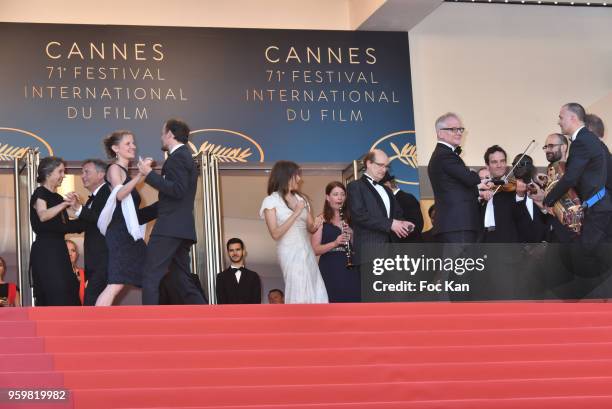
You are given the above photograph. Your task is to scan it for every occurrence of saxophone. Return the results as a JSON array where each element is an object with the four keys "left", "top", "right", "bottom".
[
  {"left": 537, "top": 161, "right": 584, "bottom": 234},
  {"left": 339, "top": 209, "right": 354, "bottom": 269}
]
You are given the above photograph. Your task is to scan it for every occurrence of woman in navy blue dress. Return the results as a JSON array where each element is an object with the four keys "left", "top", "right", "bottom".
[
  {"left": 311, "top": 181, "right": 360, "bottom": 302},
  {"left": 96, "top": 130, "right": 147, "bottom": 306}
]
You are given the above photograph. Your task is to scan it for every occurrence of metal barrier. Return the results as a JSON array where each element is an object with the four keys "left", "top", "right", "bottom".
[
  {"left": 13, "top": 149, "right": 38, "bottom": 306},
  {"left": 193, "top": 151, "right": 224, "bottom": 304}
]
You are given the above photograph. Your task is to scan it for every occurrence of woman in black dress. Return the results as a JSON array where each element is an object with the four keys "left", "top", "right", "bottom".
[
  {"left": 311, "top": 181, "right": 360, "bottom": 302},
  {"left": 30, "top": 157, "right": 83, "bottom": 306},
  {"left": 95, "top": 130, "right": 147, "bottom": 306}
]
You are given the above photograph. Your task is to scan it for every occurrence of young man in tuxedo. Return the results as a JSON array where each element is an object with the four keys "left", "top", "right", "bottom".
[
  {"left": 216, "top": 238, "right": 261, "bottom": 304},
  {"left": 544, "top": 103, "right": 612, "bottom": 251},
  {"left": 71, "top": 159, "right": 111, "bottom": 305},
  {"left": 138, "top": 119, "right": 207, "bottom": 305},
  {"left": 427, "top": 113, "right": 491, "bottom": 243}
]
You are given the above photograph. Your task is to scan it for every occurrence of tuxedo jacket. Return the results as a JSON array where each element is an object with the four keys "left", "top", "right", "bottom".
[
  {"left": 480, "top": 191, "right": 519, "bottom": 243},
  {"left": 513, "top": 197, "right": 547, "bottom": 243},
  {"left": 427, "top": 143, "right": 481, "bottom": 235},
  {"left": 394, "top": 190, "right": 424, "bottom": 243},
  {"left": 216, "top": 267, "right": 261, "bottom": 304},
  {"left": 78, "top": 183, "right": 111, "bottom": 270},
  {"left": 347, "top": 175, "right": 402, "bottom": 265},
  {"left": 599, "top": 139, "right": 612, "bottom": 192},
  {"left": 545, "top": 127, "right": 612, "bottom": 213},
  {"left": 145, "top": 145, "right": 198, "bottom": 242}
]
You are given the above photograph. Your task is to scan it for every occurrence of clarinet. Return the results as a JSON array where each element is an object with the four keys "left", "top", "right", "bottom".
[{"left": 339, "top": 209, "right": 354, "bottom": 269}]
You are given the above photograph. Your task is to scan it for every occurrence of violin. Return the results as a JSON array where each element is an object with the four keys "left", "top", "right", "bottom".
[
  {"left": 491, "top": 176, "right": 517, "bottom": 193},
  {"left": 489, "top": 139, "right": 536, "bottom": 197}
]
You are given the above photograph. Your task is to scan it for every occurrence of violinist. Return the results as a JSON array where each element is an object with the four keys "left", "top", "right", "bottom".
[
  {"left": 544, "top": 103, "right": 612, "bottom": 250},
  {"left": 480, "top": 145, "right": 519, "bottom": 243}
]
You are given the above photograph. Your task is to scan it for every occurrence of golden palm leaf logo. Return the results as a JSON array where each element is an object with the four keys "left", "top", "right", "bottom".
[
  {"left": 370, "top": 130, "right": 419, "bottom": 186},
  {"left": 193, "top": 141, "right": 253, "bottom": 163},
  {"left": 388, "top": 142, "right": 418, "bottom": 168},
  {"left": 188, "top": 129, "right": 265, "bottom": 162},
  {"left": 0, "top": 143, "right": 30, "bottom": 160}
]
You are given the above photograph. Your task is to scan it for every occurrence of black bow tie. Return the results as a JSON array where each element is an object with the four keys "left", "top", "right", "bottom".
[
  {"left": 229, "top": 267, "right": 241, "bottom": 274},
  {"left": 366, "top": 176, "right": 379, "bottom": 186},
  {"left": 454, "top": 146, "right": 462, "bottom": 155}
]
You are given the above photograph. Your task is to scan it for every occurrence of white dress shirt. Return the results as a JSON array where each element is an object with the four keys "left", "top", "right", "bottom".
[
  {"left": 364, "top": 174, "right": 390, "bottom": 217},
  {"left": 570, "top": 126, "right": 584, "bottom": 142},
  {"left": 169, "top": 143, "right": 184, "bottom": 155},
  {"left": 231, "top": 264, "right": 243, "bottom": 283}
]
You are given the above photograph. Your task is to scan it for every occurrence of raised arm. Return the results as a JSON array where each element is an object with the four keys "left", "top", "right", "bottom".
[
  {"left": 143, "top": 155, "right": 190, "bottom": 199},
  {"left": 107, "top": 164, "right": 142, "bottom": 202},
  {"left": 263, "top": 201, "right": 305, "bottom": 241},
  {"left": 34, "top": 197, "right": 70, "bottom": 222}
]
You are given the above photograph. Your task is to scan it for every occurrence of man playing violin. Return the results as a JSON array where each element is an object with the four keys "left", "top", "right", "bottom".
[{"left": 480, "top": 145, "right": 519, "bottom": 243}]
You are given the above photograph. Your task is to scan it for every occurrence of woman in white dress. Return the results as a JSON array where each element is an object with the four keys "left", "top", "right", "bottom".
[{"left": 260, "top": 161, "right": 329, "bottom": 304}]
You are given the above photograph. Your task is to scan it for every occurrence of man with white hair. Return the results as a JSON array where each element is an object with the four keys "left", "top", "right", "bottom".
[{"left": 427, "top": 112, "right": 491, "bottom": 243}]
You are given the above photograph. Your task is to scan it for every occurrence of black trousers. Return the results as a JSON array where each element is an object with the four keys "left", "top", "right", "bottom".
[
  {"left": 435, "top": 230, "right": 478, "bottom": 244},
  {"left": 83, "top": 263, "right": 108, "bottom": 306},
  {"left": 142, "top": 236, "right": 207, "bottom": 305}
]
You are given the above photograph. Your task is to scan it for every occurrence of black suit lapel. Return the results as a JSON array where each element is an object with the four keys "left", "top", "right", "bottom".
[
  {"left": 361, "top": 175, "right": 390, "bottom": 218},
  {"left": 163, "top": 144, "right": 187, "bottom": 176}
]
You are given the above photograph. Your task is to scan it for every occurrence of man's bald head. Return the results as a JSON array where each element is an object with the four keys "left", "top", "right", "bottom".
[{"left": 364, "top": 149, "right": 389, "bottom": 182}]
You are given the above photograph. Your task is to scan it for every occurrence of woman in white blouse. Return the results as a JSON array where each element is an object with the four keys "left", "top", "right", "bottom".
[{"left": 260, "top": 161, "right": 328, "bottom": 304}]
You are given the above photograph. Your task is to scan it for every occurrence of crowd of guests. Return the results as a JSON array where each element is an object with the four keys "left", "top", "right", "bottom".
[
  {"left": 18, "top": 118, "right": 204, "bottom": 307},
  {"left": 427, "top": 105, "right": 610, "bottom": 247},
  {"left": 2, "top": 102, "right": 608, "bottom": 307}
]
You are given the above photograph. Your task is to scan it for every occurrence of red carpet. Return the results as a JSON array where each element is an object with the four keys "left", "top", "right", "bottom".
[{"left": 2, "top": 303, "right": 612, "bottom": 408}]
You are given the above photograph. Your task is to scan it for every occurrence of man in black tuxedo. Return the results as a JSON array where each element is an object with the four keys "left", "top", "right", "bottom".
[
  {"left": 347, "top": 149, "right": 413, "bottom": 265},
  {"left": 544, "top": 103, "right": 612, "bottom": 251},
  {"left": 138, "top": 119, "right": 207, "bottom": 305},
  {"left": 381, "top": 172, "right": 424, "bottom": 242},
  {"left": 216, "top": 238, "right": 261, "bottom": 304},
  {"left": 513, "top": 177, "right": 548, "bottom": 243},
  {"left": 480, "top": 145, "right": 519, "bottom": 243},
  {"left": 427, "top": 113, "right": 491, "bottom": 243},
  {"left": 72, "top": 159, "right": 111, "bottom": 305}
]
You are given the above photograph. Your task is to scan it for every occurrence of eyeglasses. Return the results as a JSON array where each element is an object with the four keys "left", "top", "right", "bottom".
[
  {"left": 373, "top": 161, "right": 389, "bottom": 169},
  {"left": 440, "top": 127, "right": 465, "bottom": 134},
  {"left": 542, "top": 144, "right": 563, "bottom": 150}
]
